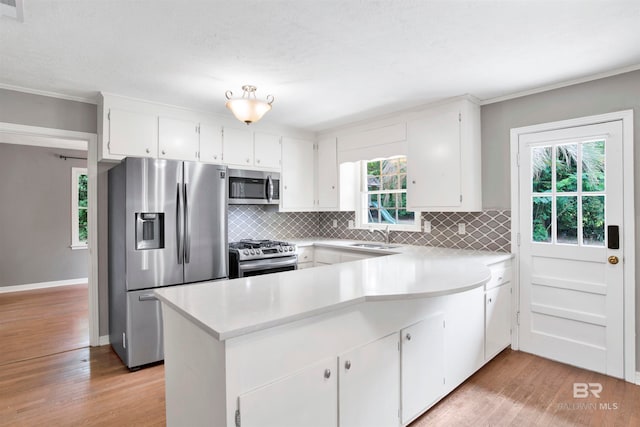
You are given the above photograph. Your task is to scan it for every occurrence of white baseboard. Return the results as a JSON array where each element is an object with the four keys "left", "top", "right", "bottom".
[
  {"left": 0, "top": 277, "right": 88, "bottom": 293},
  {"left": 98, "top": 335, "right": 110, "bottom": 346}
]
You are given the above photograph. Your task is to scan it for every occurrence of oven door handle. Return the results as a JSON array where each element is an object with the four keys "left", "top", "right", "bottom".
[{"left": 239, "top": 257, "right": 298, "bottom": 272}]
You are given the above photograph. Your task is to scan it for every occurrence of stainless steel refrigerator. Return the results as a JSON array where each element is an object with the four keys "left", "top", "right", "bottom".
[{"left": 108, "top": 157, "right": 227, "bottom": 369}]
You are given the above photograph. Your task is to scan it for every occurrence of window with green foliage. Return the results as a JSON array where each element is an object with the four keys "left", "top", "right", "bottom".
[
  {"left": 71, "top": 167, "right": 88, "bottom": 249},
  {"left": 358, "top": 156, "right": 420, "bottom": 230},
  {"left": 531, "top": 140, "right": 605, "bottom": 246}
]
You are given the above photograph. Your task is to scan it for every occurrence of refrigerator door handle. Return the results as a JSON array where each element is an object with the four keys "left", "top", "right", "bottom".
[
  {"left": 138, "top": 293, "right": 158, "bottom": 302},
  {"left": 184, "top": 182, "right": 191, "bottom": 263},
  {"left": 176, "top": 182, "right": 184, "bottom": 264}
]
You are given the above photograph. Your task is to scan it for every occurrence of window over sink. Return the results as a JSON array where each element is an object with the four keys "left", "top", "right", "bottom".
[{"left": 355, "top": 156, "right": 421, "bottom": 231}]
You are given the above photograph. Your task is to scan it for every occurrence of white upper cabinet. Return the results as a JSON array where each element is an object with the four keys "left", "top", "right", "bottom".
[
  {"left": 222, "top": 126, "right": 254, "bottom": 167},
  {"left": 198, "top": 123, "right": 223, "bottom": 164},
  {"left": 281, "top": 137, "right": 315, "bottom": 211},
  {"left": 158, "top": 117, "right": 199, "bottom": 161},
  {"left": 253, "top": 131, "right": 282, "bottom": 169},
  {"left": 107, "top": 108, "right": 158, "bottom": 159},
  {"left": 316, "top": 137, "right": 338, "bottom": 210},
  {"left": 406, "top": 98, "right": 482, "bottom": 211}
]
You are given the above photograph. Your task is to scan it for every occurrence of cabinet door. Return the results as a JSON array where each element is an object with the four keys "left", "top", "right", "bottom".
[
  {"left": 254, "top": 132, "right": 282, "bottom": 169},
  {"left": 223, "top": 126, "right": 253, "bottom": 166},
  {"left": 339, "top": 333, "right": 400, "bottom": 427},
  {"left": 238, "top": 357, "right": 337, "bottom": 427},
  {"left": 401, "top": 312, "right": 445, "bottom": 425},
  {"left": 158, "top": 117, "right": 199, "bottom": 161},
  {"left": 108, "top": 108, "right": 157, "bottom": 158},
  {"left": 485, "top": 283, "right": 511, "bottom": 360},
  {"left": 281, "top": 137, "right": 315, "bottom": 211},
  {"left": 199, "top": 123, "right": 223, "bottom": 163},
  {"left": 317, "top": 137, "right": 338, "bottom": 209},
  {"left": 406, "top": 104, "right": 461, "bottom": 209},
  {"left": 443, "top": 287, "right": 484, "bottom": 390}
]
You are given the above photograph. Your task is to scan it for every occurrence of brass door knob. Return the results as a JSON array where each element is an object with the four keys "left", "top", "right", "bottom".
[{"left": 608, "top": 256, "right": 619, "bottom": 265}]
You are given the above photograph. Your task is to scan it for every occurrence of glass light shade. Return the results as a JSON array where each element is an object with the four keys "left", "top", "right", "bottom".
[{"left": 226, "top": 98, "right": 272, "bottom": 125}]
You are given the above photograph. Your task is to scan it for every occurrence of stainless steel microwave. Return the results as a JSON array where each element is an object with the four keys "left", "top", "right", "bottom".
[{"left": 228, "top": 169, "right": 280, "bottom": 205}]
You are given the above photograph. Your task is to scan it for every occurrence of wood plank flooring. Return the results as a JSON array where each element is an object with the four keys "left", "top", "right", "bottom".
[
  {"left": 0, "top": 284, "right": 89, "bottom": 366},
  {"left": 1, "top": 285, "right": 640, "bottom": 426}
]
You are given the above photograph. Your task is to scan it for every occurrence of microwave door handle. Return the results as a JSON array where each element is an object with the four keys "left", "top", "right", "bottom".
[
  {"left": 176, "top": 183, "right": 184, "bottom": 264},
  {"left": 184, "top": 183, "right": 191, "bottom": 263},
  {"left": 267, "top": 175, "right": 273, "bottom": 203}
]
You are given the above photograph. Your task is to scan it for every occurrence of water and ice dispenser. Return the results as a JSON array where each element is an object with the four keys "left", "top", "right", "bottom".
[{"left": 135, "top": 212, "right": 165, "bottom": 250}]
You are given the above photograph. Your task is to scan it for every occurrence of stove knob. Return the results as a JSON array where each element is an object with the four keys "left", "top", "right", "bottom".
[
  {"left": 250, "top": 249, "right": 255, "bottom": 255},
  {"left": 243, "top": 249, "right": 249, "bottom": 255},
  {"left": 279, "top": 247, "right": 283, "bottom": 252},
  {"left": 289, "top": 246, "right": 294, "bottom": 252}
]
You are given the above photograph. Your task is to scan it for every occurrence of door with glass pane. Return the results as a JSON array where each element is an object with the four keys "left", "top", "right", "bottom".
[{"left": 518, "top": 120, "right": 624, "bottom": 378}]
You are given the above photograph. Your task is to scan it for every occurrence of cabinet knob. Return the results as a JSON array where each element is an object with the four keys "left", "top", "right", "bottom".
[
  {"left": 246, "top": 158, "right": 250, "bottom": 163},
  {"left": 406, "top": 333, "right": 412, "bottom": 341},
  {"left": 345, "top": 360, "right": 351, "bottom": 370},
  {"left": 256, "top": 159, "right": 261, "bottom": 164},
  {"left": 162, "top": 150, "right": 166, "bottom": 155},
  {"left": 412, "top": 180, "right": 416, "bottom": 184},
  {"left": 331, "top": 185, "right": 335, "bottom": 189},
  {"left": 284, "top": 185, "right": 288, "bottom": 190},
  {"left": 488, "top": 298, "right": 493, "bottom": 303},
  {"left": 324, "top": 369, "right": 331, "bottom": 379},
  {"left": 213, "top": 155, "right": 218, "bottom": 159},
  {"left": 146, "top": 148, "right": 150, "bottom": 154}
]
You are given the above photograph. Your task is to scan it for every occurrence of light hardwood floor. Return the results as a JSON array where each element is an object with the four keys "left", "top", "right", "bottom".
[{"left": 1, "top": 285, "right": 639, "bottom": 426}]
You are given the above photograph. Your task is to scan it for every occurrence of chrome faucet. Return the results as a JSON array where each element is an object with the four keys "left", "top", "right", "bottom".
[{"left": 371, "top": 225, "right": 390, "bottom": 244}]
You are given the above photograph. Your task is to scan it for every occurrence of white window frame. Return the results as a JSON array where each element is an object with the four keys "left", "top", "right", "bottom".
[
  {"left": 355, "top": 157, "right": 422, "bottom": 232},
  {"left": 71, "top": 167, "right": 88, "bottom": 250}
]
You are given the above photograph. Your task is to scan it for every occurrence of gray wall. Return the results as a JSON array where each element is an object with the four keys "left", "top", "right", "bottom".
[
  {"left": 481, "top": 69, "right": 640, "bottom": 370},
  {"left": 0, "top": 88, "right": 97, "bottom": 134},
  {"left": 0, "top": 143, "right": 88, "bottom": 286}
]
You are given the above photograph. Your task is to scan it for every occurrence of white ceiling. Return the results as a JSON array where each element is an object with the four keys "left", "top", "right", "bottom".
[{"left": 1, "top": 1, "right": 639, "bottom": 131}]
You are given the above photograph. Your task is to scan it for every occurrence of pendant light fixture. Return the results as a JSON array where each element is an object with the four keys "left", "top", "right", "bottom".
[{"left": 225, "top": 85, "right": 274, "bottom": 125}]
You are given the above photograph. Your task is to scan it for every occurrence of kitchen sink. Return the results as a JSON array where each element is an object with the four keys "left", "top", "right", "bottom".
[{"left": 349, "top": 243, "right": 397, "bottom": 249}]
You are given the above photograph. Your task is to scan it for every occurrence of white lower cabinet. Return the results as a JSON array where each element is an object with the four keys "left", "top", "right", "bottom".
[
  {"left": 485, "top": 283, "right": 511, "bottom": 360},
  {"left": 238, "top": 357, "right": 338, "bottom": 427},
  {"left": 296, "top": 246, "right": 314, "bottom": 269},
  {"left": 339, "top": 333, "right": 400, "bottom": 427},
  {"left": 401, "top": 312, "right": 445, "bottom": 425}
]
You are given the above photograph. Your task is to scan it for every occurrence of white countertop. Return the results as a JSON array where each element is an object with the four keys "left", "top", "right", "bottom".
[{"left": 154, "top": 240, "right": 512, "bottom": 341}]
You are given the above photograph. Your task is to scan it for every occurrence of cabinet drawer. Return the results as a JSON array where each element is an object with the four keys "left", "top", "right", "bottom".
[
  {"left": 297, "top": 246, "right": 314, "bottom": 264},
  {"left": 485, "top": 262, "right": 512, "bottom": 290}
]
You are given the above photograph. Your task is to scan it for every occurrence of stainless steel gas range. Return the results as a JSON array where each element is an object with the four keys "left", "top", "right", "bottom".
[{"left": 229, "top": 239, "right": 298, "bottom": 278}]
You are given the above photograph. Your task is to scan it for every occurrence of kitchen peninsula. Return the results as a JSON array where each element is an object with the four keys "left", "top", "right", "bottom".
[{"left": 154, "top": 242, "right": 512, "bottom": 427}]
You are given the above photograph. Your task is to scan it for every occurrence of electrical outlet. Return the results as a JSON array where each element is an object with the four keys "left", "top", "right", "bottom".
[
  {"left": 423, "top": 220, "right": 431, "bottom": 234},
  {"left": 332, "top": 219, "right": 338, "bottom": 228},
  {"left": 457, "top": 223, "right": 466, "bottom": 235},
  {"left": 348, "top": 220, "right": 354, "bottom": 229}
]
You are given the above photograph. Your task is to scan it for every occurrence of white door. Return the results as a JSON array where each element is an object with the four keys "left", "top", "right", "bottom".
[
  {"left": 518, "top": 120, "right": 624, "bottom": 378},
  {"left": 317, "top": 136, "right": 339, "bottom": 209},
  {"left": 280, "top": 137, "right": 315, "bottom": 211},
  {"left": 198, "top": 123, "right": 223, "bottom": 163},
  {"left": 108, "top": 108, "right": 157, "bottom": 158}
]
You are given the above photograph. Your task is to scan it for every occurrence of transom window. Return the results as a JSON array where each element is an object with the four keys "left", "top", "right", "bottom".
[{"left": 357, "top": 156, "right": 421, "bottom": 231}]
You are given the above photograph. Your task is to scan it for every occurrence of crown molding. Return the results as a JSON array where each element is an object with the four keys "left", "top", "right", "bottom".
[
  {"left": 0, "top": 82, "right": 97, "bottom": 104},
  {"left": 480, "top": 64, "right": 640, "bottom": 105}
]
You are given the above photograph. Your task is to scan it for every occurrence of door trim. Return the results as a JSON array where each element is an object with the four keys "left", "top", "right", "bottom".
[
  {"left": 510, "top": 110, "right": 635, "bottom": 382},
  {"left": 0, "top": 121, "right": 99, "bottom": 347}
]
